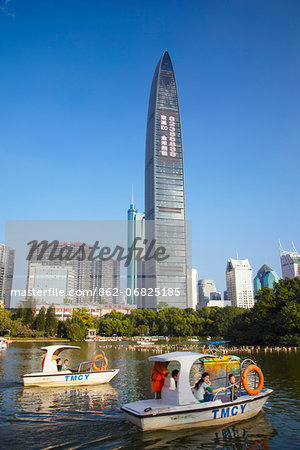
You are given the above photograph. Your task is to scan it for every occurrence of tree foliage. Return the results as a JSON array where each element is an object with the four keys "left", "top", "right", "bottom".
[
  {"left": 45, "top": 306, "right": 58, "bottom": 336},
  {"left": 34, "top": 307, "right": 46, "bottom": 332},
  {"left": 66, "top": 323, "right": 85, "bottom": 341},
  {"left": 1, "top": 279, "right": 299, "bottom": 344},
  {"left": 96, "top": 279, "right": 300, "bottom": 346}
]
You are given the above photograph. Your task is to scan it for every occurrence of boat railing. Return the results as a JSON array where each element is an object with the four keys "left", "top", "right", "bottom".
[
  {"left": 213, "top": 383, "right": 235, "bottom": 401},
  {"left": 210, "top": 369, "right": 245, "bottom": 401},
  {"left": 77, "top": 360, "right": 94, "bottom": 372},
  {"left": 239, "top": 358, "right": 258, "bottom": 394},
  {"left": 240, "top": 358, "right": 256, "bottom": 370}
]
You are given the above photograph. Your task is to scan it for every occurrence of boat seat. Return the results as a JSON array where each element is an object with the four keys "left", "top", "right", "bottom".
[{"left": 161, "top": 377, "right": 178, "bottom": 405}]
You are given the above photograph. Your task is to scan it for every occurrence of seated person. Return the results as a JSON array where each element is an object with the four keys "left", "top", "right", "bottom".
[
  {"left": 228, "top": 373, "right": 240, "bottom": 401},
  {"left": 194, "top": 372, "right": 226, "bottom": 402},
  {"left": 172, "top": 369, "right": 179, "bottom": 388},
  {"left": 62, "top": 359, "right": 69, "bottom": 371}
]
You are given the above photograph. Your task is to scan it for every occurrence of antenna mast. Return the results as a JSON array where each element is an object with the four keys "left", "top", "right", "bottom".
[{"left": 278, "top": 239, "right": 285, "bottom": 255}]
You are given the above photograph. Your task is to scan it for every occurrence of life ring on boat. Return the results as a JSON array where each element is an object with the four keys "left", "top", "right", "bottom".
[
  {"left": 92, "top": 354, "right": 108, "bottom": 371},
  {"left": 150, "top": 362, "right": 169, "bottom": 393},
  {"left": 204, "top": 348, "right": 213, "bottom": 355},
  {"left": 242, "top": 364, "right": 264, "bottom": 395}
]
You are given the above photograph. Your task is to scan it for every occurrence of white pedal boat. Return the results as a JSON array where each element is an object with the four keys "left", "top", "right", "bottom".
[
  {"left": 0, "top": 338, "right": 8, "bottom": 349},
  {"left": 121, "top": 351, "right": 273, "bottom": 431},
  {"left": 23, "top": 345, "right": 119, "bottom": 387}
]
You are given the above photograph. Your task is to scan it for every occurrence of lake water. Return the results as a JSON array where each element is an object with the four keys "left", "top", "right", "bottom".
[{"left": 0, "top": 342, "right": 299, "bottom": 449}]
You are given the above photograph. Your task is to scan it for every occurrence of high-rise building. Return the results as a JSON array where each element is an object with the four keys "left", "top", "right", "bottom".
[
  {"left": 145, "top": 50, "right": 187, "bottom": 309},
  {"left": 27, "top": 263, "right": 75, "bottom": 303},
  {"left": 187, "top": 268, "right": 198, "bottom": 310},
  {"left": 198, "top": 280, "right": 217, "bottom": 305},
  {"left": 127, "top": 201, "right": 145, "bottom": 306},
  {"left": 197, "top": 279, "right": 223, "bottom": 308},
  {"left": 253, "top": 264, "right": 280, "bottom": 296},
  {"left": 27, "top": 242, "right": 92, "bottom": 304},
  {"left": 27, "top": 242, "right": 120, "bottom": 305},
  {"left": 93, "top": 259, "right": 120, "bottom": 305},
  {"left": 279, "top": 242, "right": 300, "bottom": 279},
  {"left": 226, "top": 258, "right": 254, "bottom": 308},
  {"left": 0, "top": 244, "right": 15, "bottom": 308}
]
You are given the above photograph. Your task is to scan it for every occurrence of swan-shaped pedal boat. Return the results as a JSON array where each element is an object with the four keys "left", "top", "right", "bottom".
[{"left": 23, "top": 345, "right": 119, "bottom": 387}]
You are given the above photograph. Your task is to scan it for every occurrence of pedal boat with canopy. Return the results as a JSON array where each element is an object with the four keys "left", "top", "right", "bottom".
[
  {"left": 121, "top": 351, "right": 273, "bottom": 431},
  {"left": 23, "top": 345, "right": 119, "bottom": 387}
]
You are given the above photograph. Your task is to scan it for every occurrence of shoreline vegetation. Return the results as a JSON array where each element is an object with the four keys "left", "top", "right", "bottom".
[
  {"left": 1, "top": 278, "right": 299, "bottom": 347},
  {"left": 8, "top": 339, "right": 298, "bottom": 353}
]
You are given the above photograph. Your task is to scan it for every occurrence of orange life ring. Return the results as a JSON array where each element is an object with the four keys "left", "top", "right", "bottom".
[
  {"left": 204, "top": 348, "right": 213, "bottom": 355},
  {"left": 92, "top": 354, "right": 108, "bottom": 371},
  {"left": 150, "top": 362, "right": 169, "bottom": 393},
  {"left": 242, "top": 364, "right": 264, "bottom": 395}
]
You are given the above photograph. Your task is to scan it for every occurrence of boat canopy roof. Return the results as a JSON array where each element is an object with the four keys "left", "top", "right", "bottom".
[
  {"left": 149, "top": 351, "right": 218, "bottom": 363},
  {"left": 206, "top": 340, "right": 230, "bottom": 346},
  {"left": 41, "top": 345, "right": 80, "bottom": 353},
  {"left": 41, "top": 345, "right": 80, "bottom": 373}
]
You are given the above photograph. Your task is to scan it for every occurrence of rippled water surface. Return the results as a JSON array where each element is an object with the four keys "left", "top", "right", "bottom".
[{"left": 0, "top": 342, "right": 299, "bottom": 449}]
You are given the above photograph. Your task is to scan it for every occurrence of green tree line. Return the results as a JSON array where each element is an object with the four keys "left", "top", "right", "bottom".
[{"left": 0, "top": 279, "right": 299, "bottom": 346}]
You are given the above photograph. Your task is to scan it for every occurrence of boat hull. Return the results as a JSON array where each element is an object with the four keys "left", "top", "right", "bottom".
[
  {"left": 203, "top": 355, "right": 240, "bottom": 365},
  {"left": 121, "top": 390, "right": 273, "bottom": 431},
  {"left": 23, "top": 369, "right": 119, "bottom": 387}
]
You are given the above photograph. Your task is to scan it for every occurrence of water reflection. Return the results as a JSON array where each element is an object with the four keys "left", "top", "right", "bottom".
[
  {"left": 134, "top": 413, "right": 276, "bottom": 449},
  {"left": 18, "top": 384, "right": 119, "bottom": 413}
]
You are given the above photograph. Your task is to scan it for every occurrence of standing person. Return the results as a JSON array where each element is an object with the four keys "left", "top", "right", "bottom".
[
  {"left": 228, "top": 373, "right": 240, "bottom": 401},
  {"left": 194, "top": 372, "right": 226, "bottom": 402}
]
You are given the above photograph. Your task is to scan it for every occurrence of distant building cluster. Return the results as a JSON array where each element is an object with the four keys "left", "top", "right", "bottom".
[
  {"left": 34, "top": 304, "right": 136, "bottom": 321},
  {"left": 25, "top": 242, "right": 120, "bottom": 306},
  {"left": 197, "top": 279, "right": 230, "bottom": 309}
]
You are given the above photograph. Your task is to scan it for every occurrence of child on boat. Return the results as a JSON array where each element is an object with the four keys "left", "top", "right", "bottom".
[
  {"left": 228, "top": 373, "right": 240, "bottom": 401},
  {"left": 194, "top": 372, "right": 226, "bottom": 402},
  {"left": 62, "top": 359, "right": 69, "bottom": 371}
]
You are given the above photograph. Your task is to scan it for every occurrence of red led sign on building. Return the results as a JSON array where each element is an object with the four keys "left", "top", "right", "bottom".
[{"left": 160, "top": 115, "right": 176, "bottom": 157}]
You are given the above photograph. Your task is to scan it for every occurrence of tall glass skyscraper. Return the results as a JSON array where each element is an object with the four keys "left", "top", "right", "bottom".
[
  {"left": 145, "top": 50, "right": 187, "bottom": 309},
  {"left": 253, "top": 264, "right": 280, "bottom": 297},
  {"left": 127, "top": 201, "right": 145, "bottom": 306}
]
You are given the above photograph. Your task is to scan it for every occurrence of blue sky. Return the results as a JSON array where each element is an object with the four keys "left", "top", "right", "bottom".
[{"left": 1, "top": 0, "right": 299, "bottom": 294}]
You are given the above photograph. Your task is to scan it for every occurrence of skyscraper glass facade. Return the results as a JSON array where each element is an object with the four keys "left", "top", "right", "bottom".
[
  {"left": 145, "top": 51, "right": 187, "bottom": 309},
  {"left": 127, "top": 202, "right": 145, "bottom": 306},
  {"left": 253, "top": 264, "right": 280, "bottom": 297}
]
